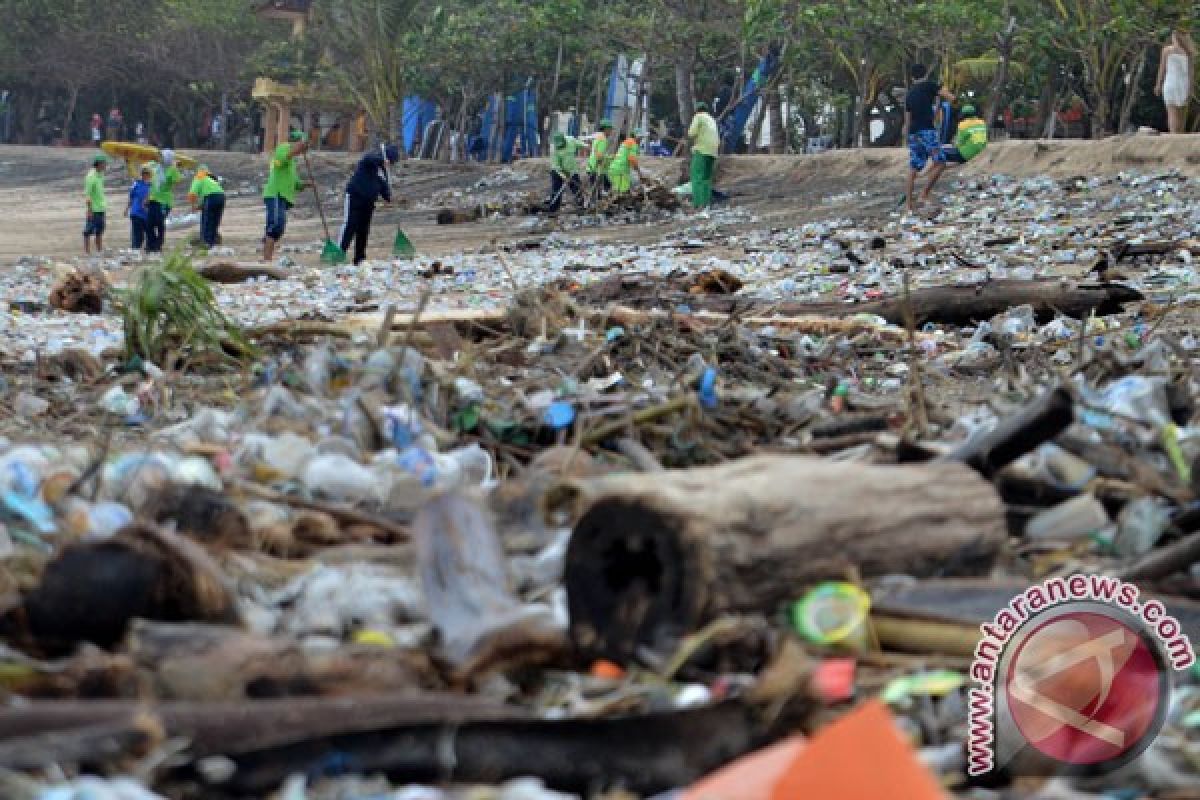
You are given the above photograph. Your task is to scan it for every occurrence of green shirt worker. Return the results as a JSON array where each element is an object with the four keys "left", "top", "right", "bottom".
[
  {"left": 548, "top": 132, "right": 586, "bottom": 211},
  {"left": 687, "top": 102, "right": 719, "bottom": 208},
  {"left": 83, "top": 154, "right": 108, "bottom": 255},
  {"left": 942, "top": 105, "right": 989, "bottom": 165},
  {"left": 586, "top": 119, "right": 615, "bottom": 196},
  {"left": 262, "top": 130, "right": 309, "bottom": 262},
  {"left": 145, "top": 149, "right": 182, "bottom": 253},
  {"left": 188, "top": 167, "right": 226, "bottom": 249},
  {"left": 607, "top": 131, "right": 646, "bottom": 195}
]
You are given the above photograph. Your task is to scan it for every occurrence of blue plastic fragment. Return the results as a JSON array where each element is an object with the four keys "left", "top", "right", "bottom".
[
  {"left": 544, "top": 401, "right": 576, "bottom": 429},
  {"left": 3, "top": 491, "right": 56, "bottom": 534},
  {"left": 698, "top": 367, "right": 718, "bottom": 409}
]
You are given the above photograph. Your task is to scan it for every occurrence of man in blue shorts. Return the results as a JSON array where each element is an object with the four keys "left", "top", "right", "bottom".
[{"left": 904, "top": 64, "right": 955, "bottom": 214}]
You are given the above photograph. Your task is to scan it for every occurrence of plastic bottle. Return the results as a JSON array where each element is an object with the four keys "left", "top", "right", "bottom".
[
  {"left": 1114, "top": 497, "right": 1171, "bottom": 557},
  {"left": 1024, "top": 494, "right": 1111, "bottom": 541},
  {"left": 302, "top": 454, "right": 381, "bottom": 504},
  {"left": 261, "top": 432, "right": 316, "bottom": 479},
  {"left": 415, "top": 492, "right": 558, "bottom": 665},
  {"left": 432, "top": 443, "right": 495, "bottom": 489}
]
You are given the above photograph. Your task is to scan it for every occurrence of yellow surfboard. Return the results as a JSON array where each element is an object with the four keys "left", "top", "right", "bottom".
[{"left": 100, "top": 141, "right": 199, "bottom": 175}]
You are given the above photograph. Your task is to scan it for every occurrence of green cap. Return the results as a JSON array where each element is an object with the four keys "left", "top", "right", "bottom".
[
  {"left": 289, "top": 130, "right": 305, "bottom": 142},
  {"left": 961, "top": 104, "right": 977, "bottom": 116},
  {"left": 695, "top": 101, "right": 709, "bottom": 112},
  {"left": 598, "top": 119, "right": 613, "bottom": 130},
  {"left": 553, "top": 132, "right": 566, "bottom": 147},
  {"left": 92, "top": 153, "right": 109, "bottom": 164}
]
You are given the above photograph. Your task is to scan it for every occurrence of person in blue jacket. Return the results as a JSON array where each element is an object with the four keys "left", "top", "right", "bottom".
[
  {"left": 339, "top": 144, "right": 398, "bottom": 265},
  {"left": 124, "top": 165, "right": 152, "bottom": 250}
]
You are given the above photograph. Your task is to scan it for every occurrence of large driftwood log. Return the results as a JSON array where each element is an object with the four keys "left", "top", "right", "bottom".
[
  {"left": 584, "top": 276, "right": 1142, "bottom": 326},
  {"left": 779, "top": 280, "right": 1143, "bottom": 326},
  {"left": 0, "top": 668, "right": 811, "bottom": 797},
  {"left": 0, "top": 714, "right": 161, "bottom": 770},
  {"left": 551, "top": 455, "right": 1006, "bottom": 660}
]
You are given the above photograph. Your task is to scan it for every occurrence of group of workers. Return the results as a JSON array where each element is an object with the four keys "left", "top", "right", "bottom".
[
  {"left": 546, "top": 100, "right": 721, "bottom": 212},
  {"left": 84, "top": 130, "right": 397, "bottom": 265},
  {"left": 83, "top": 149, "right": 226, "bottom": 256},
  {"left": 85, "top": 100, "right": 730, "bottom": 261},
  {"left": 259, "top": 130, "right": 399, "bottom": 265}
]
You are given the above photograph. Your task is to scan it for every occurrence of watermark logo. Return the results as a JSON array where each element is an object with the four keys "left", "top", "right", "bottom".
[{"left": 967, "top": 574, "right": 1194, "bottom": 777}]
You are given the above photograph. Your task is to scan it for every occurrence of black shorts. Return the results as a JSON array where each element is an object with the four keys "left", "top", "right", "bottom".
[{"left": 83, "top": 212, "right": 106, "bottom": 236}]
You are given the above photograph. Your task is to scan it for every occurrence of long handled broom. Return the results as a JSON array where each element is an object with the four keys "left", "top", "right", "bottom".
[
  {"left": 386, "top": 145, "right": 416, "bottom": 258},
  {"left": 302, "top": 152, "right": 347, "bottom": 265}
]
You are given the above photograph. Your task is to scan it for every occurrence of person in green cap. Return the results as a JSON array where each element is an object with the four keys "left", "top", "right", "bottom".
[
  {"left": 263, "top": 129, "right": 309, "bottom": 263},
  {"left": 607, "top": 129, "right": 646, "bottom": 195},
  {"left": 941, "top": 103, "right": 988, "bottom": 165},
  {"left": 83, "top": 154, "right": 108, "bottom": 255},
  {"left": 145, "top": 149, "right": 182, "bottom": 253},
  {"left": 585, "top": 119, "right": 614, "bottom": 200},
  {"left": 547, "top": 131, "right": 585, "bottom": 211},
  {"left": 687, "top": 102, "right": 719, "bottom": 209},
  {"left": 188, "top": 166, "right": 226, "bottom": 248}
]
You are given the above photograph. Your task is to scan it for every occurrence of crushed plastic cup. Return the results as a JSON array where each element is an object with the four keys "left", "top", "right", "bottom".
[
  {"left": 791, "top": 582, "right": 872, "bottom": 652},
  {"left": 1024, "top": 493, "right": 1111, "bottom": 541}
]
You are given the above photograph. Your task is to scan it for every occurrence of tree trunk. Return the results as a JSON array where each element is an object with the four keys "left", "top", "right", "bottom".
[
  {"left": 984, "top": 15, "right": 1018, "bottom": 127},
  {"left": 1118, "top": 47, "right": 1149, "bottom": 134},
  {"left": 594, "top": 61, "right": 608, "bottom": 128},
  {"left": 767, "top": 85, "right": 786, "bottom": 153},
  {"left": 748, "top": 97, "right": 766, "bottom": 152},
  {"left": 674, "top": 56, "right": 696, "bottom": 132},
  {"left": 543, "top": 36, "right": 564, "bottom": 155},
  {"left": 17, "top": 88, "right": 40, "bottom": 145},
  {"left": 851, "top": 62, "right": 872, "bottom": 147},
  {"left": 1038, "top": 78, "right": 1059, "bottom": 138},
  {"left": 62, "top": 83, "right": 80, "bottom": 145},
  {"left": 555, "top": 455, "right": 1006, "bottom": 660}
]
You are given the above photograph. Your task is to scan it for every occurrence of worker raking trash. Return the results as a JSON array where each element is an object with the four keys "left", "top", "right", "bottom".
[
  {"left": 586, "top": 119, "right": 615, "bottom": 204},
  {"left": 338, "top": 144, "right": 398, "bottom": 266},
  {"left": 608, "top": 129, "right": 646, "bottom": 196},
  {"left": 187, "top": 166, "right": 226, "bottom": 249},
  {"left": 262, "top": 129, "right": 309, "bottom": 263},
  {"left": 547, "top": 132, "right": 586, "bottom": 211}
]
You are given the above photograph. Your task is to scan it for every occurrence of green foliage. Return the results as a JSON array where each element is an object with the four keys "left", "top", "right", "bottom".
[{"left": 115, "top": 250, "right": 256, "bottom": 367}]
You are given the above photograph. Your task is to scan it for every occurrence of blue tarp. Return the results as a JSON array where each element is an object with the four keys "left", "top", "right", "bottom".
[
  {"left": 500, "top": 86, "right": 538, "bottom": 162},
  {"left": 401, "top": 96, "right": 438, "bottom": 155},
  {"left": 719, "top": 48, "right": 778, "bottom": 154}
]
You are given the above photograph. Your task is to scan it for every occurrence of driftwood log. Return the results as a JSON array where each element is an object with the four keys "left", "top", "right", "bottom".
[
  {"left": 778, "top": 280, "right": 1143, "bottom": 325},
  {"left": 127, "top": 621, "right": 439, "bottom": 700},
  {"left": 550, "top": 455, "right": 1006, "bottom": 660},
  {"left": 0, "top": 714, "right": 161, "bottom": 771},
  {"left": 580, "top": 276, "right": 1142, "bottom": 326},
  {"left": 199, "top": 261, "right": 289, "bottom": 283},
  {"left": 0, "top": 640, "right": 812, "bottom": 797}
]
